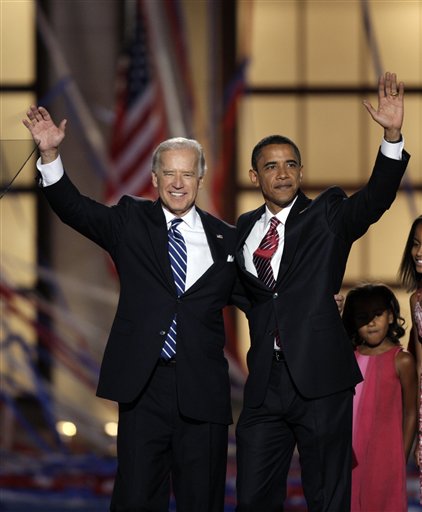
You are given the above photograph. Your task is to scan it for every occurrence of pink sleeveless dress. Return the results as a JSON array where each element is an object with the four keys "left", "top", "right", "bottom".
[
  {"left": 414, "top": 290, "right": 422, "bottom": 505},
  {"left": 351, "top": 346, "right": 407, "bottom": 512}
]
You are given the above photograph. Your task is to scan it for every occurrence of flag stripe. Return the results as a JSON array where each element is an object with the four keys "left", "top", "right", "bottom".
[{"left": 106, "top": 1, "right": 168, "bottom": 204}]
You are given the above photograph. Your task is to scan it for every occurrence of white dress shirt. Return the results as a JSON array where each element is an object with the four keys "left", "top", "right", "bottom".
[
  {"left": 243, "top": 198, "right": 296, "bottom": 280},
  {"left": 162, "top": 207, "right": 213, "bottom": 290}
]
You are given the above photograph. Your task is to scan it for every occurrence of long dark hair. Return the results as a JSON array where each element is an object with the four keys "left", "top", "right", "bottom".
[
  {"left": 342, "top": 283, "right": 405, "bottom": 347},
  {"left": 398, "top": 215, "right": 422, "bottom": 292}
]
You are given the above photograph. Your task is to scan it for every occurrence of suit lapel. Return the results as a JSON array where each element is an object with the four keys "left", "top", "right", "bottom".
[
  {"left": 236, "top": 195, "right": 311, "bottom": 287},
  {"left": 183, "top": 208, "right": 228, "bottom": 294},
  {"left": 145, "top": 200, "right": 175, "bottom": 290},
  {"left": 198, "top": 209, "right": 226, "bottom": 261},
  {"left": 145, "top": 204, "right": 230, "bottom": 296},
  {"left": 277, "top": 191, "right": 311, "bottom": 284},
  {"left": 236, "top": 205, "right": 266, "bottom": 270}
]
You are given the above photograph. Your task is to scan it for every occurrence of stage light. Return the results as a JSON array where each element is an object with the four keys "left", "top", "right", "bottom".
[
  {"left": 104, "top": 421, "right": 118, "bottom": 437},
  {"left": 56, "top": 420, "right": 77, "bottom": 437}
]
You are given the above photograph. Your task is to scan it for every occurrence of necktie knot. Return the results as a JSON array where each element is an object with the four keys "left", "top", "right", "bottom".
[
  {"left": 253, "top": 217, "right": 280, "bottom": 260},
  {"left": 270, "top": 216, "right": 280, "bottom": 229},
  {"left": 171, "top": 217, "right": 183, "bottom": 229}
]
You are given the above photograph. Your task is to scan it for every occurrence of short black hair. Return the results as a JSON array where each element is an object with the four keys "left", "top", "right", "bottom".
[{"left": 251, "top": 135, "right": 302, "bottom": 171}]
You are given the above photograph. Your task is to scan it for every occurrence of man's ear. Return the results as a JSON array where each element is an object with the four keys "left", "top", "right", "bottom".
[
  {"left": 152, "top": 172, "right": 158, "bottom": 188},
  {"left": 198, "top": 176, "right": 204, "bottom": 189},
  {"left": 249, "top": 168, "right": 259, "bottom": 187}
]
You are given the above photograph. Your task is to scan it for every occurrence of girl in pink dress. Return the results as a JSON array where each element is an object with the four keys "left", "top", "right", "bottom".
[
  {"left": 399, "top": 215, "right": 422, "bottom": 504},
  {"left": 342, "top": 283, "right": 417, "bottom": 512}
]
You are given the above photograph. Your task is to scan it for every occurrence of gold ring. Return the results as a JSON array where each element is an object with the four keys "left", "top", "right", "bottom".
[{"left": 390, "top": 91, "right": 398, "bottom": 97}]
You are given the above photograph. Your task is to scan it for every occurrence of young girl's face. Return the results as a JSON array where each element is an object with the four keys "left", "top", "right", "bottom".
[
  {"left": 354, "top": 296, "right": 393, "bottom": 346},
  {"left": 412, "top": 223, "right": 422, "bottom": 274}
]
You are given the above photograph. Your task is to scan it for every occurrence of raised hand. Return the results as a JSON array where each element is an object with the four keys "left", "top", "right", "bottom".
[
  {"left": 22, "top": 105, "right": 67, "bottom": 163},
  {"left": 362, "top": 72, "right": 404, "bottom": 142}
]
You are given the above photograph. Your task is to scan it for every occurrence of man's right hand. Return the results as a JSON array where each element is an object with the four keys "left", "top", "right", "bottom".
[
  {"left": 22, "top": 105, "right": 67, "bottom": 164},
  {"left": 362, "top": 71, "right": 404, "bottom": 143}
]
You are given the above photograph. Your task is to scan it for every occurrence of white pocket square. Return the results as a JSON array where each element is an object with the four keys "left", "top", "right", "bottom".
[{"left": 227, "top": 255, "right": 234, "bottom": 262}]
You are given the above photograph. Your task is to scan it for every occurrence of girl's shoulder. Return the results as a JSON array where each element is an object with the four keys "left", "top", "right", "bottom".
[
  {"left": 394, "top": 348, "right": 416, "bottom": 376},
  {"left": 395, "top": 347, "right": 412, "bottom": 360}
]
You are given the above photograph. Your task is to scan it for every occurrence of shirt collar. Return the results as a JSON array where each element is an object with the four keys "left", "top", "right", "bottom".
[
  {"left": 162, "top": 205, "right": 198, "bottom": 230},
  {"left": 264, "top": 195, "right": 298, "bottom": 227}
]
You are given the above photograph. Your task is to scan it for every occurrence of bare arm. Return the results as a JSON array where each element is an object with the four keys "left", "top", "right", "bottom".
[
  {"left": 396, "top": 350, "right": 418, "bottom": 461},
  {"left": 363, "top": 71, "right": 404, "bottom": 143},
  {"left": 22, "top": 105, "right": 67, "bottom": 164},
  {"left": 410, "top": 292, "right": 422, "bottom": 377},
  {"left": 409, "top": 292, "right": 422, "bottom": 466}
]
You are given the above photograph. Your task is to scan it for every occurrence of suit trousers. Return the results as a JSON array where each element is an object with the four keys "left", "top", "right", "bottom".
[
  {"left": 236, "top": 358, "right": 353, "bottom": 512},
  {"left": 110, "top": 363, "right": 228, "bottom": 512}
]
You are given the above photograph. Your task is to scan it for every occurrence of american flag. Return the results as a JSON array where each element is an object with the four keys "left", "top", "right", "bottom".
[
  {"left": 107, "top": 1, "right": 168, "bottom": 204},
  {"left": 212, "top": 59, "right": 248, "bottom": 218}
]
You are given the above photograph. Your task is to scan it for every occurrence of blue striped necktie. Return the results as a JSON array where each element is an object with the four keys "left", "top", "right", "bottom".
[{"left": 161, "top": 218, "right": 187, "bottom": 360}]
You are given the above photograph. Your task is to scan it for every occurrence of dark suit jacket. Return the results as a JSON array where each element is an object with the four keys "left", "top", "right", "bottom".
[
  {"left": 236, "top": 149, "right": 410, "bottom": 407},
  {"left": 42, "top": 173, "right": 240, "bottom": 425}
]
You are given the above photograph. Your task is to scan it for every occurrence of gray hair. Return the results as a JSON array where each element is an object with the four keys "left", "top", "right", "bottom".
[{"left": 152, "top": 137, "right": 207, "bottom": 177}]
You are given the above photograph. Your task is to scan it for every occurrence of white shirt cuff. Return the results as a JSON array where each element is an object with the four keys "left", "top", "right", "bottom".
[
  {"left": 380, "top": 137, "right": 404, "bottom": 161},
  {"left": 36, "top": 155, "right": 64, "bottom": 186}
]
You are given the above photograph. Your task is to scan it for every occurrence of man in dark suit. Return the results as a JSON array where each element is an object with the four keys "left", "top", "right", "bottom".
[
  {"left": 23, "top": 106, "right": 246, "bottom": 511},
  {"left": 234, "top": 71, "right": 410, "bottom": 511}
]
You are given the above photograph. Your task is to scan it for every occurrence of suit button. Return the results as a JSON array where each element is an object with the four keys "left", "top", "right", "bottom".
[
  {"left": 273, "top": 292, "right": 278, "bottom": 299},
  {"left": 159, "top": 330, "right": 166, "bottom": 336}
]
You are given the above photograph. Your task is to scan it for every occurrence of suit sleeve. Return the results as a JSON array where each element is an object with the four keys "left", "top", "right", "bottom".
[
  {"left": 229, "top": 276, "right": 251, "bottom": 313},
  {"left": 327, "top": 149, "right": 410, "bottom": 243},
  {"left": 41, "top": 172, "right": 129, "bottom": 253}
]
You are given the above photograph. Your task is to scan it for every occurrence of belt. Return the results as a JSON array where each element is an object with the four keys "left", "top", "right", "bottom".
[
  {"left": 157, "top": 358, "right": 176, "bottom": 366},
  {"left": 273, "top": 350, "right": 285, "bottom": 362}
]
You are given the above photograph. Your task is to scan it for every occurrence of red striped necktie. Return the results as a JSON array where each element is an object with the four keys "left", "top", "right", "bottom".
[
  {"left": 253, "top": 217, "right": 282, "bottom": 348},
  {"left": 253, "top": 217, "right": 280, "bottom": 289}
]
